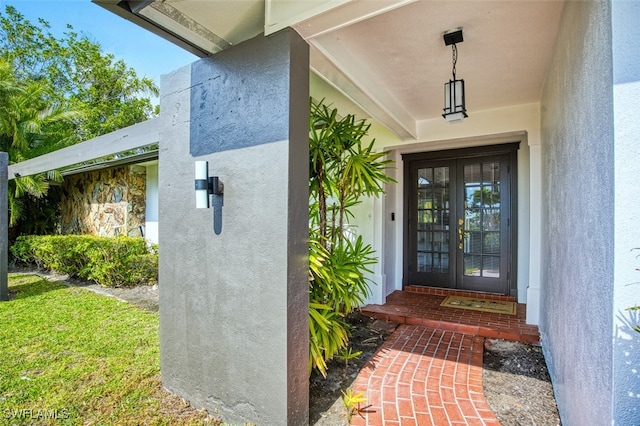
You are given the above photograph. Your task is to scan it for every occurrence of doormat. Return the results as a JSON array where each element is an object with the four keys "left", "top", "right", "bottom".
[{"left": 440, "top": 295, "right": 516, "bottom": 315}]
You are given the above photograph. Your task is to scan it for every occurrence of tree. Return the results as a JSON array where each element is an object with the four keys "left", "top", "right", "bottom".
[
  {"left": 308, "top": 98, "right": 395, "bottom": 375},
  {"left": 0, "top": 58, "right": 78, "bottom": 227},
  {"left": 0, "top": 5, "right": 159, "bottom": 230},
  {"left": 0, "top": 5, "right": 158, "bottom": 143}
]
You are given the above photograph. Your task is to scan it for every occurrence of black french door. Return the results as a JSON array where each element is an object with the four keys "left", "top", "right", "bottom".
[{"left": 404, "top": 145, "right": 517, "bottom": 295}]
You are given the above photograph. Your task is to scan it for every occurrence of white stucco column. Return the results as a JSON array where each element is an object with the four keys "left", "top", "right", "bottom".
[
  {"left": 370, "top": 194, "right": 386, "bottom": 305},
  {"left": 526, "top": 143, "right": 542, "bottom": 325},
  {"left": 144, "top": 164, "right": 159, "bottom": 245}
]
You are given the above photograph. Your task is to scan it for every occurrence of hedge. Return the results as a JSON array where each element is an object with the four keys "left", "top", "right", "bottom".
[{"left": 11, "top": 235, "right": 158, "bottom": 287}]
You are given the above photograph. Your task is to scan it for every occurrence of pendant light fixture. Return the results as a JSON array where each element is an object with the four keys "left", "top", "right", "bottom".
[{"left": 442, "top": 28, "right": 468, "bottom": 121}]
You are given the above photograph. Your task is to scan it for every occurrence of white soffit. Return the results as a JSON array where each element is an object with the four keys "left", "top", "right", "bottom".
[
  {"left": 297, "top": 1, "right": 563, "bottom": 140},
  {"left": 135, "top": 2, "right": 231, "bottom": 53},
  {"left": 160, "top": 0, "right": 265, "bottom": 47},
  {"left": 310, "top": 43, "right": 418, "bottom": 139},
  {"left": 119, "top": 0, "right": 265, "bottom": 55},
  {"left": 265, "top": 0, "right": 350, "bottom": 36},
  {"left": 94, "top": 0, "right": 564, "bottom": 141},
  {"left": 267, "top": 0, "right": 415, "bottom": 38}
]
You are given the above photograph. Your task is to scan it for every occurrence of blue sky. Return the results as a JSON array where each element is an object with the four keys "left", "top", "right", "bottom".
[{"left": 1, "top": 0, "right": 198, "bottom": 87}]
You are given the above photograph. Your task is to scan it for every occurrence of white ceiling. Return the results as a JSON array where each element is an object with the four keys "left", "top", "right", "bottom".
[{"left": 95, "top": 0, "right": 565, "bottom": 140}]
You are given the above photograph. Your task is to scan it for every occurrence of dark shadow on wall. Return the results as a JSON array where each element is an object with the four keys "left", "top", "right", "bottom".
[
  {"left": 614, "top": 308, "right": 640, "bottom": 423},
  {"left": 188, "top": 33, "right": 290, "bottom": 158}
]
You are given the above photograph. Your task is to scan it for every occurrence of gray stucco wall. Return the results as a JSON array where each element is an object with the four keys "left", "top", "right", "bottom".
[
  {"left": 612, "top": 1, "right": 640, "bottom": 423},
  {"left": 158, "top": 30, "right": 309, "bottom": 425},
  {"left": 540, "top": 2, "right": 614, "bottom": 424}
]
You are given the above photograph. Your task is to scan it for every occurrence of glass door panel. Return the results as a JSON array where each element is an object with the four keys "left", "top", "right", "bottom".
[
  {"left": 463, "top": 161, "right": 501, "bottom": 278},
  {"left": 457, "top": 157, "right": 510, "bottom": 294},
  {"left": 416, "top": 166, "right": 450, "bottom": 275}
]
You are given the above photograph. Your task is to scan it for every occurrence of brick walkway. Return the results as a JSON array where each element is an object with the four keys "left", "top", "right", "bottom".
[
  {"left": 351, "top": 288, "right": 540, "bottom": 425},
  {"left": 350, "top": 325, "right": 499, "bottom": 426}
]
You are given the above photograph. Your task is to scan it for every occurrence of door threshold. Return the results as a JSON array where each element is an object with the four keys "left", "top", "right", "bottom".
[{"left": 405, "top": 285, "right": 516, "bottom": 302}]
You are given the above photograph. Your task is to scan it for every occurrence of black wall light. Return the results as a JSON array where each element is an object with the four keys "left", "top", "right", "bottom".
[
  {"left": 442, "top": 28, "right": 468, "bottom": 122},
  {"left": 195, "top": 161, "right": 223, "bottom": 209}
]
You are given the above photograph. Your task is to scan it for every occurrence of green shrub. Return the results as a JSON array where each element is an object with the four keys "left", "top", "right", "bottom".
[
  {"left": 11, "top": 235, "right": 157, "bottom": 287},
  {"left": 308, "top": 99, "right": 394, "bottom": 376}
]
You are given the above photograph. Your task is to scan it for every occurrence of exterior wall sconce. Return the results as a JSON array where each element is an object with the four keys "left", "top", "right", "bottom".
[
  {"left": 442, "top": 28, "right": 468, "bottom": 122},
  {"left": 195, "top": 160, "right": 223, "bottom": 209}
]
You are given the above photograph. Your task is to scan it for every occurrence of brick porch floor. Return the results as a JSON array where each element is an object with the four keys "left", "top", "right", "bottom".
[
  {"left": 361, "top": 287, "right": 540, "bottom": 345},
  {"left": 350, "top": 287, "right": 540, "bottom": 425}
]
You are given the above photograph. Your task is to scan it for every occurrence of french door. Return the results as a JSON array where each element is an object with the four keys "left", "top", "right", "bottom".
[{"left": 404, "top": 145, "right": 517, "bottom": 295}]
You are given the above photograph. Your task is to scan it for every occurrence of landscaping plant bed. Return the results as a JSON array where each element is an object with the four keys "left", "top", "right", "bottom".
[
  {"left": 483, "top": 339, "right": 561, "bottom": 425},
  {"left": 309, "top": 312, "right": 397, "bottom": 424}
]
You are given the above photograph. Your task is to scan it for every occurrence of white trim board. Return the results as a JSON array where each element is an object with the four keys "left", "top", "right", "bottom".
[{"left": 8, "top": 118, "right": 160, "bottom": 180}]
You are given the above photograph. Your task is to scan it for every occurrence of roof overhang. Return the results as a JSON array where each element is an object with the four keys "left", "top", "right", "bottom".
[
  {"left": 92, "top": 1, "right": 565, "bottom": 141},
  {"left": 8, "top": 118, "right": 159, "bottom": 180}
]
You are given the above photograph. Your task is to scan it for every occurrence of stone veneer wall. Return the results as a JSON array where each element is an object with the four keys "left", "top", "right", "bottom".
[{"left": 60, "top": 165, "right": 146, "bottom": 238}]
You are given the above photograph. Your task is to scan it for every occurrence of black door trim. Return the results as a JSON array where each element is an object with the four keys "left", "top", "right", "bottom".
[{"left": 402, "top": 143, "right": 519, "bottom": 296}]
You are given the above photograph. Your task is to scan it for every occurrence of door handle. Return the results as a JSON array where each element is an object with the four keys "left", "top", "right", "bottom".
[{"left": 458, "top": 218, "right": 464, "bottom": 249}]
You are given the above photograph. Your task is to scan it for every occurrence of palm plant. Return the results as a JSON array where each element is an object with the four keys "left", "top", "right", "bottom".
[
  {"left": 0, "top": 58, "right": 79, "bottom": 226},
  {"left": 308, "top": 98, "right": 395, "bottom": 375}
]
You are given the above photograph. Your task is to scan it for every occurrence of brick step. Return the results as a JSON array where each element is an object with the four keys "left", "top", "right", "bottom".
[{"left": 361, "top": 290, "right": 540, "bottom": 345}]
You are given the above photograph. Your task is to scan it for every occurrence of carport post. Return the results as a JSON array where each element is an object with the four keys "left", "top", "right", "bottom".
[{"left": 0, "top": 152, "right": 7, "bottom": 301}]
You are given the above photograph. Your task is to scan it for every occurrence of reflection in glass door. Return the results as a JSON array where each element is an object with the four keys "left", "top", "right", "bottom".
[
  {"left": 407, "top": 160, "right": 456, "bottom": 288},
  {"left": 463, "top": 162, "right": 501, "bottom": 277},
  {"left": 405, "top": 149, "right": 514, "bottom": 295},
  {"left": 458, "top": 159, "right": 510, "bottom": 293},
  {"left": 416, "top": 166, "right": 451, "bottom": 285}
]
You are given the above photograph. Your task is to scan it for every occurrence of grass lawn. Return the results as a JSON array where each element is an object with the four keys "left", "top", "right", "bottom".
[{"left": 0, "top": 274, "right": 219, "bottom": 425}]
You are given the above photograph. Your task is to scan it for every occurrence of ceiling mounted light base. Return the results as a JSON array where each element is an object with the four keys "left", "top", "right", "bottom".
[{"left": 443, "top": 29, "right": 464, "bottom": 46}]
